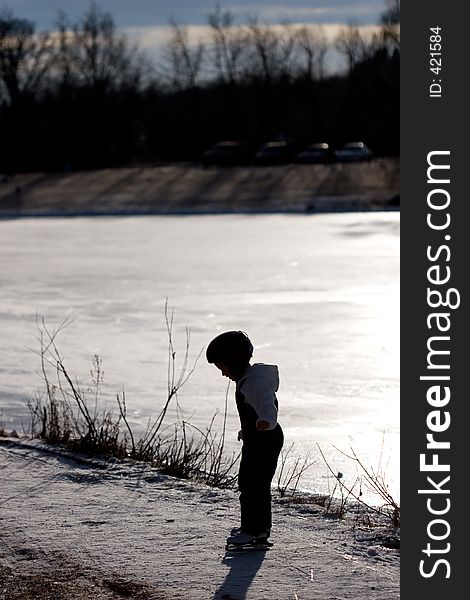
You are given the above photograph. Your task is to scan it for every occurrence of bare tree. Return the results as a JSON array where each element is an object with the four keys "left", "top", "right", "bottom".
[
  {"left": 207, "top": 5, "right": 245, "bottom": 84},
  {"left": 335, "top": 24, "right": 382, "bottom": 73},
  {"left": 160, "top": 20, "right": 205, "bottom": 90},
  {"left": 244, "top": 18, "right": 281, "bottom": 83},
  {"left": 244, "top": 20, "right": 324, "bottom": 83},
  {"left": 51, "top": 11, "right": 75, "bottom": 90},
  {"left": 0, "top": 9, "right": 54, "bottom": 105},
  {"left": 277, "top": 22, "right": 298, "bottom": 80},
  {"left": 54, "top": 2, "right": 145, "bottom": 91},
  {"left": 380, "top": 0, "right": 400, "bottom": 51},
  {"left": 296, "top": 24, "right": 328, "bottom": 80}
]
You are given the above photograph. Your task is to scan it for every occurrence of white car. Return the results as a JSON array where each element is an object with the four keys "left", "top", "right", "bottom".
[
  {"left": 254, "top": 141, "right": 295, "bottom": 165},
  {"left": 297, "top": 143, "right": 331, "bottom": 164},
  {"left": 334, "top": 142, "right": 372, "bottom": 162}
]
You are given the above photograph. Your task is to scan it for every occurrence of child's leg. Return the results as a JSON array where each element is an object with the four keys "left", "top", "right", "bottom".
[{"left": 238, "top": 427, "right": 284, "bottom": 535}]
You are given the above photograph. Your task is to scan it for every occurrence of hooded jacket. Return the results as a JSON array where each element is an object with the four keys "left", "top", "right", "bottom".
[{"left": 236, "top": 363, "right": 280, "bottom": 431}]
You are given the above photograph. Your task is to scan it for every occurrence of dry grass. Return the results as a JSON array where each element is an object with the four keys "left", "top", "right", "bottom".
[
  {"left": 317, "top": 442, "right": 400, "bottom": 528},
  {"left": 27, "top": 306, "right": 239, "bottom": 490}
]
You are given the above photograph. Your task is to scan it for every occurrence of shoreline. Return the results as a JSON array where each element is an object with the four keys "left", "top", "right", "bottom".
[{"left": 0, "top": 203, "right": 399, "bottom": 220}]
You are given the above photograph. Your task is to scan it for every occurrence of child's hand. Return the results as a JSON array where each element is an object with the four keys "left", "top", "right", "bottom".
[{"left": 256, "top": 420, "right": 270, "bottom": 431}]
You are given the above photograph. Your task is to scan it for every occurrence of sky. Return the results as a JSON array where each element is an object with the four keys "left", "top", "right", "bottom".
[
  {"left": 4, "top": 1, "right": 389, "bottom": 74},
  {"left": 7, "top": 1, "right": 387, "bottom": 30}
]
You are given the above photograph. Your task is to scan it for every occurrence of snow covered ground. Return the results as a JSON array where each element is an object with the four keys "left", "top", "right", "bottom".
[
  {"left": 0, "top": 437, "right": 399, "bottom": 600},
  {"left": 0, "top": 161, "right": 399, "bottom": 216}
]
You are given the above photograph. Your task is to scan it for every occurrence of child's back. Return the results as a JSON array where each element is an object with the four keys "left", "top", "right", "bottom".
[{"left": 236, "top": 362, "right": 281, "bottom": 438}]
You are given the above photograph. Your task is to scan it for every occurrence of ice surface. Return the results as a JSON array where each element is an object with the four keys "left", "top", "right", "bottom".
[{"left": 0, "top": 213, "right": 399, "bottom": 501}]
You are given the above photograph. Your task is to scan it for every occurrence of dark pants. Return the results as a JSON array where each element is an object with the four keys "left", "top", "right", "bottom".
[{"left": 238, "top": 425, "right": 284, "bottom": 535}]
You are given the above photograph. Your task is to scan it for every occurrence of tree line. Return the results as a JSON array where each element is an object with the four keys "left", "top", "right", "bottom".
[{"left": 0, "top": 1, "right": 400, "bottom": 173}]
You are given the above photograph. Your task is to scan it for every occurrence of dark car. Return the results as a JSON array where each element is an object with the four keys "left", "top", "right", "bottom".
[
  {"left": 334, "top": 141, "right": 373, "bottom": 162},
  {"left": 253, "top": 141, "right": 295, "bottom": 166},
  {"left": 296, "top": 142, "right": 331, "bottom": 164},
  {"left": 202, "top": 141, "right": 251, "bottom": 167}
]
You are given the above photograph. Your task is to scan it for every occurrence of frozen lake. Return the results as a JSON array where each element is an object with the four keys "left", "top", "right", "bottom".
[{"left": 0, "top": 213, "right": 399, "bottom": 502}]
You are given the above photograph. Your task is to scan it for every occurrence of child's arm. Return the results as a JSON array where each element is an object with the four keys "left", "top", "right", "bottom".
[{"left": 241, "top": 379, "right": 278, "bottom": 430}]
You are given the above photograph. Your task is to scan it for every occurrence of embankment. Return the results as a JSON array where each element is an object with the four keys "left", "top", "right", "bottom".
[{"left": 0, "top": 159, "right": 399, "bottom": 217}]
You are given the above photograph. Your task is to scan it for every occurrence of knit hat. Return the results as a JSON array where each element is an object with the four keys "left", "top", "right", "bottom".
[{"left": 206, "top": 331, "right": 253, "bottom": 372}]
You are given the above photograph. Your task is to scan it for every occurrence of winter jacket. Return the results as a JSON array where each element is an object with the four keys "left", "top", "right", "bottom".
[{"left": 236, "top": 363, "right": 280, "bottom": 431}]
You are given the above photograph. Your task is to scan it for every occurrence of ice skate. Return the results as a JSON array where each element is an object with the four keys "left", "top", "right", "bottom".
[
  {"left": 225, "top": 530, "right": 273, "bottom": 552},
  {"left": 230, "top": 526, "right": 271, "bottom": 537}
]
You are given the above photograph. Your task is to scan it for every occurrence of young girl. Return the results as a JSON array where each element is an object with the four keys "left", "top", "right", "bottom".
[{"left": 206, "top": 330, "right": 284, "bottom": 547}]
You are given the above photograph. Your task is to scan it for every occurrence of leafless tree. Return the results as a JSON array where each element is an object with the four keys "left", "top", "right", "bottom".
[
  {"left": 53, "top": 2, "right": 145, "bottom": 91},
  {"left": 380, "top": 0, "right": 400, "bottom": 51},
  {"left": 245, "top": 18, "right": 281, "bottom": 83},
  {"left": 335, "top": 24, "right": 382, "bottom": 73},
  {"left": 296, "top": 24, "right": 328, "bottom": 80},
  {"left": 207, "top": 5, "right": 246, "bottom": 84},
  {"left": 160, "top": 20, "right": 205, "bottom": 90},
  {"left": 243, "top": 21, "right": 326, "bottom": 83},
  {"left": 0, "top": 9, "right": 54, "bottom": 105},
  {"left": 276, "top": 22, "right": 298, "bottom": 80},
  {"left": 51, "top": 11, "right": 75, "bottom": 89}
]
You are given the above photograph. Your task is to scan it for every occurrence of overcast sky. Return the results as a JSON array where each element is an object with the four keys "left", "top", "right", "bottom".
[
  {"left": 7, "top": 1, "right": 387, "bottom": 29},
  {"left": 5, "top": 1, "right": 388, "bottom": 74}
]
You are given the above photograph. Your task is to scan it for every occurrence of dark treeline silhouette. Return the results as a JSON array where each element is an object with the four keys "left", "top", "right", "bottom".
[{"left": 0, "top": 1, "right": 400, "bottom": 173}]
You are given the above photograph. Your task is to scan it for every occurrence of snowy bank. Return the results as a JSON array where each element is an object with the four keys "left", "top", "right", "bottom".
[
  {"left": 0, "top": 161, "right": 399, "bottom": 218},
  {"left": 0, "top": 437, "right": 399, "bottom": 600}
]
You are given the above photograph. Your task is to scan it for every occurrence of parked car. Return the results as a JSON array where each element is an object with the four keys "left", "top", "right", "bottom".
[
  {"left": 334, "top": 141, "right": 373, "bottom": 162},
  {"left": 296, "top": 142, "right": 331, "bottom": 164},
  {"left": 202, "top": 141, "right": 251, "bottom": 167},
  {"left": 254, "top": 141, "right": 295, "bottom": 165}
]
